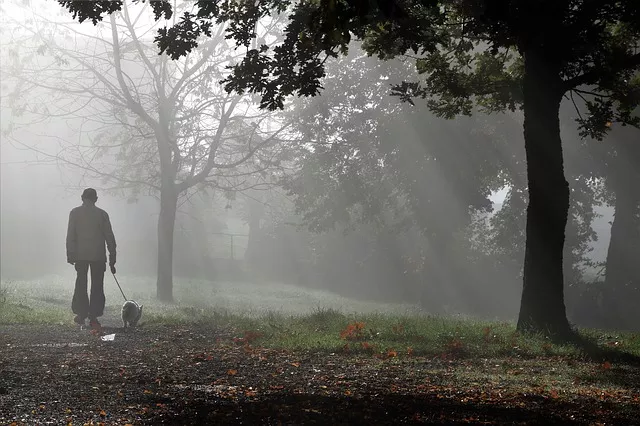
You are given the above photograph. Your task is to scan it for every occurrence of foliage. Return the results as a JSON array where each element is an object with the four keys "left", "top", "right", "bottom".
[
  {"left": 2, "top": 0, "right": 301, "bottom": 300},
  {"left": 2, "top": 2, "right": 294, "bottom": 200},
  {"left": 266, "top": 47, "right": 514, "bottom": 313},
  {"left": 283, "top": 46, "right": 501, "bottom": 232},
  {"left": 58, "top": 1, "right": 640, "bottom": 132},
  {"left": 339, "top": 321, "right": 367, "bottom": 341},
  {"left": 57, "top": 0, "right": 640, "bottom": 335}
]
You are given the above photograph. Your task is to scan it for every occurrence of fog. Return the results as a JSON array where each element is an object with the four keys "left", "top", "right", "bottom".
[{"left": 0, "top": 0, "right": 629, "bottom": 329}]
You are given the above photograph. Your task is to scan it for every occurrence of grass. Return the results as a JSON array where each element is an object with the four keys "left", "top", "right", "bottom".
[
  {"left": 2, "top": 273, "right": 639, "bottom": 362},
  {"left": 172, "top": 306, "right": 640, "bottom": 361},
  {"left": 2, "top": 275, "right": 640, "bottom": 424},
  {"left": 0, "top": 273, "right": 420, "bottom": 324}
]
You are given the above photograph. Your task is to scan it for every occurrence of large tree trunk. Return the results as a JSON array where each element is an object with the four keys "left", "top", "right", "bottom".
[
  {"left": 603, "top": 134, "right": 640, "bottom": 329},
  {"left": 157, "top": 182, "right": 178, "bottom": 302},
  {"left": 516, "top": 51, "right": 572, "bottom": 337}
]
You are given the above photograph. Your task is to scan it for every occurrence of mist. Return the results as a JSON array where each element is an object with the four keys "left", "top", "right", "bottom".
[
  {"left": 0, "top": 0, "right": 628, "bottom": 326},
  {"left": 2, "top": 1, "right": 640, "bottom": 424}
]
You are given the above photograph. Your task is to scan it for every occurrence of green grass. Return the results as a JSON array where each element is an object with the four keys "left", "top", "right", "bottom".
[
  {"left": 2, "top": 274, "right": 639, "bottom": 362},
  {"left": 191, "top": 307, "right": 640, "bottom": 361},
  {"left": 0, "top": 273, "right": 420, "bottom": 324},
  {"left": 3, "top": 275, "right": 639, "bottom": 423}
]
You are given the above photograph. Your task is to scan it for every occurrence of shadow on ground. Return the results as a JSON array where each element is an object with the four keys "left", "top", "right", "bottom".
[{"left": 138, "top": 392, "right": 614, "bottom": 425}]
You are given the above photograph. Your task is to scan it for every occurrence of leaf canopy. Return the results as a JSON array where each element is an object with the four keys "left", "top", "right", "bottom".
[{"left": 58, "top": 0, "right": 640, "bottom": 137}]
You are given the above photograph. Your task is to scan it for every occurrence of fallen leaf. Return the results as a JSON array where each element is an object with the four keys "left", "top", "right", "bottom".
[
  {"left": 290, "top": 362, "right": 300, "bottom": 367},
  {"left": 340, "top": 322, "right": 366, "bottom": 340},
  {"left": 227, "top": 369, "right": 238, "bottom": 376},
  {"left": 143, "top": 389, "right": 153, "bottom": 395},
  {"left": 344, "top": 389, "right": 352, "bottom": 396},
  {"left": 602, "top": 361, "right": 612, "bottom": 370},
  {"left": 549, "top": 389, "right": 559, "bottom": 399},
  {"left": 387, "top": 349, "right": 398, "bottom": 358}
]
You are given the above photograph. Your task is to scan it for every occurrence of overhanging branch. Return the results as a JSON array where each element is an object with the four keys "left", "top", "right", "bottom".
[{"left": 563, "top": 53, "right": 640, "bottom": 92}]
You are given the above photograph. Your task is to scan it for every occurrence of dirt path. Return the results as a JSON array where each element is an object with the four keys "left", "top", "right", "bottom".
[{"left": 1, "top": 322, "right": 638, "bottom": 425}]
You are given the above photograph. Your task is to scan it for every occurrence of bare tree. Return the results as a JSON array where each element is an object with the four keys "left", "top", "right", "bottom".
[{"left": 1, "top": 1, "right": 296, "bottom": 301}]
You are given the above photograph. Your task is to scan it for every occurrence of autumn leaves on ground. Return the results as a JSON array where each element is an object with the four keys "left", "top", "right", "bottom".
[{"left": 1, "top": 281, "right": 640, "bottom": 425}]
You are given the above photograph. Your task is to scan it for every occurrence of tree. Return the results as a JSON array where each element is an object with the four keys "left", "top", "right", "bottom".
[
  {"left": 283, "top": 47, "right": 514, "bottom": 309},
  {"left": 601, "top": 125, "right": 640, "bottom": 329},
  {"left": 478, "top": 105, "right": 605, "bottom": 325},
  {"left": 59, "top": 0, "right": 640, "bottom": 335},
  {"left": 3, "top": 1, "right": 294, "bottom": 301},
  {"left": 556, "top": 99, "right": 640, "bottom": 329}
]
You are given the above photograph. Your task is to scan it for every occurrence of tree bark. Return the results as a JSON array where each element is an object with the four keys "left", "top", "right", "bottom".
[
  {"left": 516, "top": 50, "right": 572, "bottom": 337},
  {"left": 157, "top": 182, "right": 178, "bottom": 302},
  {"left": 603, "top": 134, "right": 640, "bottom": 329}
]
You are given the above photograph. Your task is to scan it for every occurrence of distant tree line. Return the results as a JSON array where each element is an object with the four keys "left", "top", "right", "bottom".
[{"left": 239, "top": 48, "right": 640, "bottom": 332}]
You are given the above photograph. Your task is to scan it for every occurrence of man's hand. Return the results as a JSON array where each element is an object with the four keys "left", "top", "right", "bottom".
[
  {"left": 67, "top": 259, "right": 75, "bottom": 265},
  {"left": 110, "top": 264, "right": 116, "bottom": 274},
  {"left": 109, "top": 254, "right": 116, "bottom": 274}
]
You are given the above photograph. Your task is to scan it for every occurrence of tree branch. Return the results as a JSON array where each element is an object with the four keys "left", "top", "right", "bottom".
[
  {"left": 109, "top": 13, "right": 159, "bottom": 130},
  {"left": 563, "top": 52, "right": 640, "bottom": 92},
  {"left": 176, "top": 95, "right": 242, "bottom": 191}
]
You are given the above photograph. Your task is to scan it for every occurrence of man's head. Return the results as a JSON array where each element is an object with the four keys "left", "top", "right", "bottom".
[{"left": 81, "top": 188, "right": 98, "bottom": 204}]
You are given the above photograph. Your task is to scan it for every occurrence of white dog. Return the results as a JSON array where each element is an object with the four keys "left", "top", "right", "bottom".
[{"left": 121, "top": 300, "right": 143, "bottom": 329}]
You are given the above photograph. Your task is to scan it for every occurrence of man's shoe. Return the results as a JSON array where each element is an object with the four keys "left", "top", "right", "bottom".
[
  {"left": 73, "top": 315, "right": 86, "bottom": 326},
  {"left": 89, "top": 319, "right": 101, "bottom": 329}
]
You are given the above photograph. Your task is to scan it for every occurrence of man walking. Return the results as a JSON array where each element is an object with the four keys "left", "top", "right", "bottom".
[{"left": 66, "top": 188, "right": 117, "bottom": 329}]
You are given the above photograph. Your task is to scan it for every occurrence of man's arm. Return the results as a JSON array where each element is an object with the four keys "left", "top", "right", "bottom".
[
  {"left": 66, "top": 210, "right": 76, "bottom": 264},
  {"left": 103, "top": 211, "right": 117, "bottom": 266}
]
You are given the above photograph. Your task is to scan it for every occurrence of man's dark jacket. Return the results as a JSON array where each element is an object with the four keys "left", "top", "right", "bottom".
[{"left": 66, "top": 203, "right": 116, "bottom": 263}]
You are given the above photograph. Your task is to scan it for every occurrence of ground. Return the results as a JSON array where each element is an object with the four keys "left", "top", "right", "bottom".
[
  {"left": 2, "top": 321, "right": 640, "bottom": 425},
  {"left": 1, "top": 277, "right": 639, "bottom": 425}
]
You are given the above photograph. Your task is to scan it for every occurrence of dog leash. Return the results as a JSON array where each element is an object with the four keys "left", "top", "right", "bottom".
[{"left": 112, "top": 272, "right": 128, "bottom": 301}]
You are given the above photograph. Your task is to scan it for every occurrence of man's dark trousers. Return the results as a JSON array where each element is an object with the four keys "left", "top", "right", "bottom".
[{"left": 72, "top": 261, "right": 106, "bottom": 320}]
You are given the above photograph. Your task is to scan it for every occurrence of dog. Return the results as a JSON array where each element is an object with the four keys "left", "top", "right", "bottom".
[{"left": 121, "top": 300, "right": 143, "bottom": 329}]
